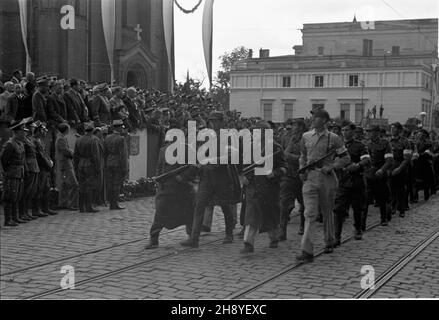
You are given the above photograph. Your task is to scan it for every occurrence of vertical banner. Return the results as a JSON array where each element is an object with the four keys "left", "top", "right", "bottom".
[
  {"left": 202, "top": 0, "right": 214, "bottom": 88},
  {"left": 101, "top": 0, "right": 116, "bottom": 85},
  {"left": 18, "top": 0, "right": 31, "bottom": 73},
  {"left": 163, "top": 0, "right": 174, "bottom": 93}
]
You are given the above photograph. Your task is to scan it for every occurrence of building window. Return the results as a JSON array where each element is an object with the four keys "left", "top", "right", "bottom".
[
  {"left": 314, "top": 76, "right": 324, "bottom": 88},
  {"left": 355, "top": 103, "right": 365, "bottom": 124},
  {"left": 282, "top": 76, "right": 291, "bottom": 88},
  {"left": 284, "top": 103, "right": 294, "bottom": 120},
  {"left": 392, "top": 46, "right": 400, "bottom": 56},
  {"left": 349, "top": 75, "right": 359, "bottom": 87},
  {"left": 363, "top": 39, "right": 373, "bottom": 57},
  {"left": 263, "top": 103, "right": 273, "bottom": 121},
  {"left": 340, "top": 104, "right": 350, "bottom": 120},
  {"left": 318, "top": 46, "right": 324, "bottom": 55}
]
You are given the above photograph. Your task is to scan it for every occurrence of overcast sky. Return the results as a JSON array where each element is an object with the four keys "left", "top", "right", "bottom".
[{"left": 173, "top": 0, "right": 438, "bottom": 85}]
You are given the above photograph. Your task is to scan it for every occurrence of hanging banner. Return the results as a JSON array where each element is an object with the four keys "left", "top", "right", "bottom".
[
  {"left": 101, "top": 0, "right": 116, "bottom": 85},
  {"left": 202, "top": 0, "right": 214, "bottom": 88},
  {"left": 18, "top": 0, "right": 31, "bottom": 73},
  {"left": 163, "top": 0, "right": 174, "bottom": 93}
]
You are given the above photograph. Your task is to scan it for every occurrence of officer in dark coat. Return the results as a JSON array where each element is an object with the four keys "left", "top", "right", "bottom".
[
  {"left": 334, "top": 122, "right": 370, "bottom": 246},
  {"left": 389, "top": 122, "right": 412, "bottom": 218},
  {"left": 240, "top": 121, "right": 287, "bottom": 254},
  {"left": 21, "top": 119, "right": 45, "bottom": 220},
  {"left": 364, "top": 126, "right": 394, "bottom": 227},
  {"left": 1, "top": 120, "right": 27, "bottom": 226},
  {"left": 145, "top": 121, "right": 198, "bottom": 249},
  {"left": 415, "top": 129, "right": 435, "bottom": 201},
  {"left": 33, "top": 121, "right": 57, "bottom": 215},
  {"left": 74, "top": 122, "right": 101, "bottom": 212},
  {"left": 181, "top": 112, "right": 242, "bottom": 248},
  {"left": 104, "top": 120, "right": 128, "bottom": 210},
  {"left": 280, "top": 118, "right": 306, "bottom": 240}
]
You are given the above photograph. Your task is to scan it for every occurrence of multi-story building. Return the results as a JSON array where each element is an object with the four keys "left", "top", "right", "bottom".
[{"left": 230, "top": 18, "right": 438, "bottom": 128}]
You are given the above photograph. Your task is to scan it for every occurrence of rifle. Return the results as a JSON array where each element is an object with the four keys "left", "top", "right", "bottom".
[
  {"left": 242, "top": 149, "right": 282, "bottom": 176},
  {"left": 298, "top": 149, "right": 337, "bottom": 174},
  {"left": 146, "top": 165, "right": 192, "bottom": 184}
]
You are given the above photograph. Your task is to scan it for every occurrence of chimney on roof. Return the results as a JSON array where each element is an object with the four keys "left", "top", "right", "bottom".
[
  {"left": 259, "top": 48, "right": 270, "bottom": 58},
  {"left": 293, "top": 45, "right": 303, "bottom": 55},
  {"left": 248, "top": 49, "right": 253, "bottom": 58}
]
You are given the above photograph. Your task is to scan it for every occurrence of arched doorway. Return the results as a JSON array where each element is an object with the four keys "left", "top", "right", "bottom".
[{"left": 125, "top": 64, "right": 148, "bottom": 89}]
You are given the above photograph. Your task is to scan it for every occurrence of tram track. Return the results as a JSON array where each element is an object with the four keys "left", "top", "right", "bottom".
[{"left": 354, "top": 228, "right": 439, "bottom": 299}]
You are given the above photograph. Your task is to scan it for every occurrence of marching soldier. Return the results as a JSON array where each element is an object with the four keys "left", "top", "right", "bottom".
[
  {"left": 334, "top": 122, "right": 370, "bottom": 246},
  {"left": 280, "top": 118, "right": 306, "bottom": 240},
  {"left": 388, "top": 122, "right": 412, "bottom": 218},
  {"left": 240, "top": 120, "right": 287, "bottom": 254},
  {"left": 296, "top": 109, "right": 350, "bottom": 263},
  {"left": 180, "top": 112, "right": 241, "bottom": 248},
  {"left": 104, "top": 120, "right": 128, "bottom": 210},
  {"left": 1, "top": 120, "right": 27, "bottom": 226},
  {"left": 364, "top": 126, "right": 394, "bottom": 227},
  {"left": 145, "top": 120, "right": 198, "bottom": 249},
  {"left": 415, "top": 129, "right": 435, "bottom": 201},
  {"left": 33, "top": 121, "right": 57, "bottom": 216},
  {"left": 74, "top": 122, "right": 101, "bottom": 213}
]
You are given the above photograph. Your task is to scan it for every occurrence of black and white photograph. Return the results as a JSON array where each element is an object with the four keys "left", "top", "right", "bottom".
[{"left": 0, "top": 0, "right": 438, "bottom": 305}]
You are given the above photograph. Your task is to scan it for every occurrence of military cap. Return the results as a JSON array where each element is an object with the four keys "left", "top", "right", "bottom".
[
  {"left": 390, "top": 122, "right": 403, "bottom": 131},
  {"left": 34, "top": 121, "right": 47, "bottom": 131},
  {"left": 36, "top": 77, "right": 49, "bottom": 87},
  {"left": 312, "top": 109, "right": 330, "bottom": 121},
  {"left": 58, "top": 123, "right": 70, "bottom": 132},
  {"left": 10, "top": 119, "right": 30, "bottom": 131},
  {"left": 253, "top": 120, "right": 272, "bottom": 129},
  {"left": 112, "top": 119, "right": 124, "bottom": 127},
  {"left": 208, "top": 111, "right": 224, "bottom": 121},
  {"left": 291, "top": 118, "right": 306, "bottom": 128},
  {"left": 84, "top": 121, "right": 95, "bottom": 131},
  {"left": 310, "top": 104, "right": 325, "bottom": 114}
]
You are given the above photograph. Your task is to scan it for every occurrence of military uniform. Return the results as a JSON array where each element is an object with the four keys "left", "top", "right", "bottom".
[
  {"left": 334, "top": 139, "right": 370, "bottom": 243},
  {"left": 280, "top": 130, "right": 305, "bottom": 239},
  {"left": 146, "top": 143, "right": 198, "bottom": 248},
  {"left": 389, "top": 135, "right": 412, "bottom": 217},
  {"left": 21, "top": 134, "right": 43, "bottom": 219},
  {"left": 34, "top": 130, "right": 57, "bottom": 215},
  {"left": 242, "top": 140, "right": 287, "bottom": 253},
  {"left": 415, "top": 137, "right": 435, "bottom": 201},
  {"left": 103, "top": 123, "right": 128, "bottom": 210},
  {"left": 74, "top": 127, "right": 101, "bottom": 212},
  {"left": 1, "top": 135, "right": 25, "bottom": 226},
  {"left": 365, "top": 134, "right": 393, "bottom": 226}
]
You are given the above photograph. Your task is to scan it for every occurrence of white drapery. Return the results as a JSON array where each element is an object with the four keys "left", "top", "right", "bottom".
[
  {"left": 163, "top": 0, "right": 174, "bottom": 93},
  {"left": 18, "top": 0, "right": 31, "bottom": 73},
  {"left": 101, "top": 0, "right": 116, "bottom": 84},
  {"left": 202, "top": 0, "right": 214, "bottom": 88}
]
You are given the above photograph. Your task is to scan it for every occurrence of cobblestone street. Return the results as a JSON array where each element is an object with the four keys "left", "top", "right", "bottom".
[{"left": 1, "top": 195, "right": 438, "bottom": 300}]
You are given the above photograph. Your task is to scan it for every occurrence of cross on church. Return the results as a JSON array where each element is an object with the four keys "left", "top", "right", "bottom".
[{"left": 134, "top": 24, "right": 142, "bottom": 41}]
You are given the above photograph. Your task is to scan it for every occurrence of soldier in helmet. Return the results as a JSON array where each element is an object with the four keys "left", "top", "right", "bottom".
[
  {"left": 74, "top": 121, "right": 101, "bottom": 213},
  {"left": 104, "top": 119, "right": 128, "bottom": 210},
  {"left": 1, "top": 120, "right": 27, "bottom": 226}
]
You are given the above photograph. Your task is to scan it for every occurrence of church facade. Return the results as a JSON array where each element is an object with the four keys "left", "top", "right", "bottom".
[{"left": 0, "top": 0, "right": 173, "bottom": 91}]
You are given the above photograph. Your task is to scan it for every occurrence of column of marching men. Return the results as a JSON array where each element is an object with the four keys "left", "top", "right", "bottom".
[{"left": 145, "top": 108, "right": 439, "bottom": 264}]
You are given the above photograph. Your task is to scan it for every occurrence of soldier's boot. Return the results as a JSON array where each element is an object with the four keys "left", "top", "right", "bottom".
[
  {"left": 4, "top": 205, "right": 19, "bottom": 227},
  {"left": 32, "top": 199, "right": 48, "bottom": 217},
  {"left": 240, "top": 242, "right": 254, "bottom": 254},
  {"left": 145, "top": 235, "right": 159, "bottom": 250},
  {"left": 79, "top": 193, "right": 86, "bottom": 213},
  {"left": 109, "top": 201, "right": 125, "bottom": 211},
  {"left": 13, "top": 205, "right": 27, "bottom": 224},
  {"left": 180, "top": 238, "right": 199, "bottom": 248},
  {"left": 279, "top": 223, "right": 287, "bottom": 242},
  {"left": 85, "top": 194, "right": 99, "bottom": 213},
  {"left": 298, "top": 213, "right": 305, "bottom": 235},
  {"left": 334, "top": 213, "right": 344, "bottom": 248},
  {"left": 41, "top": 194, "right": 58, "bottom": 215}
]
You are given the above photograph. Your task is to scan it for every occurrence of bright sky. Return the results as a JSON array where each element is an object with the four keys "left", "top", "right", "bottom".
[{"left": 174, "top": 0, "right": 438, "bottom": 85}]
